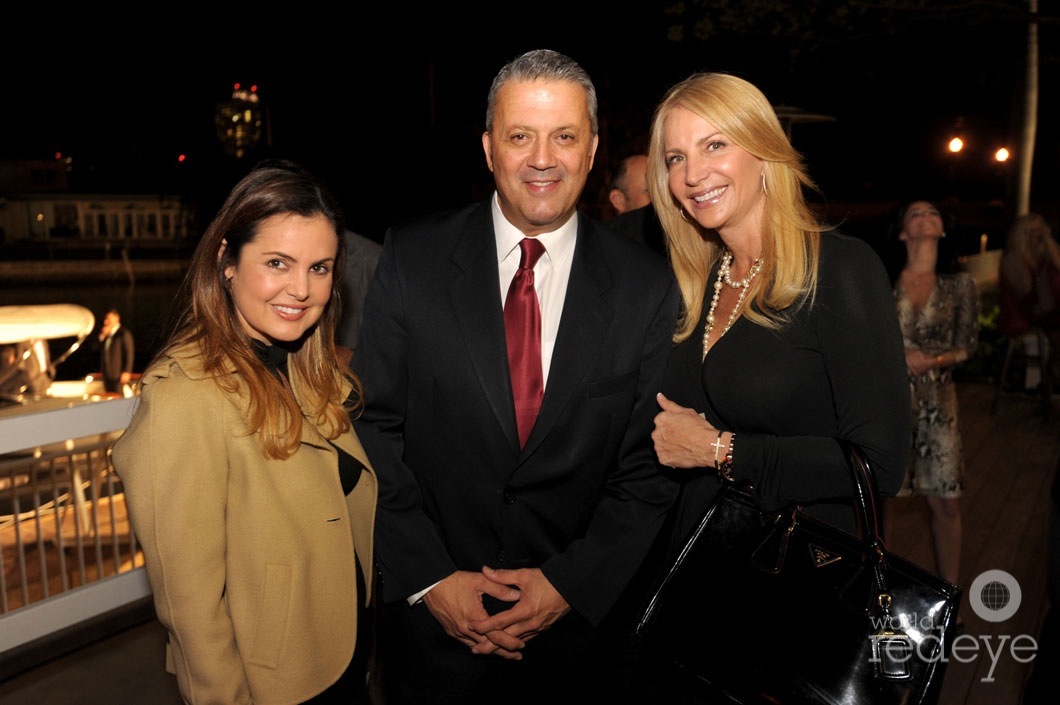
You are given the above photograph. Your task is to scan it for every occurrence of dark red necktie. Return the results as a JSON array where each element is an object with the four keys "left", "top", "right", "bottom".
[{"left": 504, "top": 238, "right": 546, "bottom": 448}]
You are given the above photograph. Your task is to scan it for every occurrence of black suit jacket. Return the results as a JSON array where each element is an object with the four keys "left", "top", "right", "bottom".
[
  {"left": 609, "top": 204, "right": 666, "bottom": 256},
  {"left": 354, "top": 199, "right": 680, "bottom": 627},
  {"left": 101, "top": 326, "right": 135, "bottom": 388}
]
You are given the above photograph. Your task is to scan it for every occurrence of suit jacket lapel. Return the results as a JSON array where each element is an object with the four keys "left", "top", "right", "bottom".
[
  {"left": 448, "top": 202, "right": 521, "bottom": 450},
  {"left": 523, "top": 215, "right": 614, "bottom": 455}
]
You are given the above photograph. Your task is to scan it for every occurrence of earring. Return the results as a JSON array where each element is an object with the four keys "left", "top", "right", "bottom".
[
  {"left": 940, "top": 231, "right": 947, "bottom": 238},
  {"left": 679, "top": 207, "right": 693, "bottom": 223},
  {"left": 761, "top": 171, "right": 768, "bottom": 195}
]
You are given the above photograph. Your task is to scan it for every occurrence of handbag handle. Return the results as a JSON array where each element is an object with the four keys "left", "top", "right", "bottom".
[
  {"left": 836, "top": 440, "right": 894, "bottom": 600},
  {"left": 752, "top": 442, "right": 886, "bottom": 575},
  {"left": 839, "top": 440, "right": 883, "bottom": 549}
]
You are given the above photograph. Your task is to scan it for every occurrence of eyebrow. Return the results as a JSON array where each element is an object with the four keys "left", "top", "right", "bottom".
[
  {"left": 667, "top": 131, "right": 724, "bottom": 153},
  {"left": 506, "top": 124, "right": 581, "bottom": 134},
  {"left": 261, "top": 250, "right": 336, "bottom": 265},
  {"left": 697, "top": 131, "right": 724, "bottom": 146}
]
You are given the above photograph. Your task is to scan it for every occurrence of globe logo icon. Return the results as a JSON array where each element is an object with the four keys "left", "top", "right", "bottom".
[
  {"left": 981, "top": 580, "right": 1011, "bottom": 612},
  {"left": 970, "top": 570, "right": 1021, "bottom": 623}
]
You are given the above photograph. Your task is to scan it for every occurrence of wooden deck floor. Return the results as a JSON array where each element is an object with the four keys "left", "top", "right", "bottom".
[
  {"left": 1, "top": 380, "right": 1057, "bottom": 704},
  {"left": 887, "top": 381, "right": 1060, "bottom": 704}
]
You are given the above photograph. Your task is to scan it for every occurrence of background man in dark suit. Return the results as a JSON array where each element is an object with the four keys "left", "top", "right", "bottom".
[
  {"left": 607, "top": 153, "right": 666, "bottom": 255},
  {"left": 334, "top": 229, "right": 382, "bottom": 372},
  {"left": 336, "top": 228, "right": 382, "bottom": 354},
  {"left": 98, "top": 308, "right": 134, "bottom": 394},
  {"left": 353, "top": 49, "right": 680, "bottom": 704},
  {"left": 607, "top": 153, "right": 650, "bottom": 217},
  {"left": 610, "top": 202, "right": 667, "bottom": 257}
]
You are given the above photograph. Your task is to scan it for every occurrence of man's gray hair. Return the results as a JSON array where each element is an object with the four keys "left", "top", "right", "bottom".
[{"left": 485, "top": 49, "right": 598, "bottom": 135}]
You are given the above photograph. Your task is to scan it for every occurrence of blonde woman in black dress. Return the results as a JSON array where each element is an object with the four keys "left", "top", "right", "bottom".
[
  {"left": 644, "top": 70, "right": 912, "bottom": 705},
  {"left": 648, "top": 73, "right": 910, "bottom": 542}
]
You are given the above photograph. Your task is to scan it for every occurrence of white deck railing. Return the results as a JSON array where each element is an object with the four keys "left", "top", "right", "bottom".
[{"left": 0, "top": 395, "right": 147, "bottom": 658}]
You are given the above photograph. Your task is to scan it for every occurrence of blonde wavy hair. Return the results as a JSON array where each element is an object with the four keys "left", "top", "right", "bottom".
[
  {"left": 156, "top": 160, "right": 362, "bottom": 460},
  {"left": 1007, "top": 213, "right": 1060, "bottom": 267},
  {"left": 647, "top": 72, "right": 826, "bottom": 342}
]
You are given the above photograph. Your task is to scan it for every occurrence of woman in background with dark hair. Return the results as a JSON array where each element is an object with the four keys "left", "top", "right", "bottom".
[
  {"left": 884, "top": 200, "right": 979, "bottom": 610},
  {"left": 113, "top": 160, "right": 377, "bottom": 704}
]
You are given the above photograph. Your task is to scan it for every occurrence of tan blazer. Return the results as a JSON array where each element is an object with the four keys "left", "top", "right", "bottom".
[{"left": 113, "top": 342, "right": 376, "bottom": 705}]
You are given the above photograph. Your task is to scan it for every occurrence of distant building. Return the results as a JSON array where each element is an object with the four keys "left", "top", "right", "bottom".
[
  {"left": 0, "top": 155, "right": 192, "bottom": 250},
  {"left": 215, "top": 83, "right": 269, "bottom": 159},
  {"left": 0, "top": 192, "right": 192, "bottom": 248}
]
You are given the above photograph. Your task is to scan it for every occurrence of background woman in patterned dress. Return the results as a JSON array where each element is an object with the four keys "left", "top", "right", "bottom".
[{"left": 884, "top": 199, "right": 979, "bottom": 619}]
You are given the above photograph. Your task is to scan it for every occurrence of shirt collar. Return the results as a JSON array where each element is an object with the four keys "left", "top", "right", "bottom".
[{"left": 491, "top": 191, "right": 577, "bottom": 265}]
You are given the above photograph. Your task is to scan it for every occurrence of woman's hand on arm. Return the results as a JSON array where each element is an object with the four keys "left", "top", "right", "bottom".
[{"left": 652, "top": 392, "right": 717, "bottom": 469}]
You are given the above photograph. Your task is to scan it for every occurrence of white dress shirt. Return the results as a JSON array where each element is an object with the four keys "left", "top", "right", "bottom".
[{"left": 493, "top": 192, "right": 577, "bottom": 388}]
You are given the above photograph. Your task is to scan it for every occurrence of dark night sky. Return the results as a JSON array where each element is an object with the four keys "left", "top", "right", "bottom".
[{"left": 1, "top": 8, "right": 1056, "bottom": 248}]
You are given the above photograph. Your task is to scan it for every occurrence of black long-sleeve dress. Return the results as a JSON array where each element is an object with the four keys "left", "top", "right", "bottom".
[{"left": 661, "top": 231, "right": 911, "bottom": 546}]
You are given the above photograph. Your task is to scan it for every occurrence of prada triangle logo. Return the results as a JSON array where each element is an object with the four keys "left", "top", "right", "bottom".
[{"left": 809, "top": 544, "right": 842, "bottom": 568}]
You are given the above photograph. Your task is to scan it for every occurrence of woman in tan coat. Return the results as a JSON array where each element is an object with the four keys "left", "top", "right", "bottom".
[{"left": 113, "top": 160, "right": 376, "bottom": 705}]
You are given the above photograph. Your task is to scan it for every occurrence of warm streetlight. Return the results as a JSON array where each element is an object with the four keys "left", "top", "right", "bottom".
[
  {"left": 948, "top": 137, "right": 964, "bottom": 153},
  {"left": 995, "top": 147, "right": 1011, "bottom": 162}
]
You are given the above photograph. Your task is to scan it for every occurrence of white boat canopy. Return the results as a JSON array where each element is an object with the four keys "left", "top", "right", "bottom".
[{"left": 0, "top": 304, "right": 96, "bottom": 345}]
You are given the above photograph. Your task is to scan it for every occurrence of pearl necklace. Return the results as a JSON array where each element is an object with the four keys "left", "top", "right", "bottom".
[{"left": 702, "top": 251, "right": 764, "bottom": 360}]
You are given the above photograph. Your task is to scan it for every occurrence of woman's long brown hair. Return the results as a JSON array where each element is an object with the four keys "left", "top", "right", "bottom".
[{"left": 154, "top": 159, "right": 362, "bottom": 459}]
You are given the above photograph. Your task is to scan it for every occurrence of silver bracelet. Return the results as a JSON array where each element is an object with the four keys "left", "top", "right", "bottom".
[{"left": 710, "top": 429, "right": 725, "bottom": 470}]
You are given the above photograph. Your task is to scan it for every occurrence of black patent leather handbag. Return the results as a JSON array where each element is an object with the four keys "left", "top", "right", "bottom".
[{"left": 636, "top": 442, "right": 961, "bottom": 705}]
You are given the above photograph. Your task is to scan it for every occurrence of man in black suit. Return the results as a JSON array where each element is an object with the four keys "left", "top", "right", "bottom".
[
  {"left": 336, "top": 228, "right": 382, "bottom": 353},
  {"left": 607, "top": 153, "right": 650, "bottom": 217},
  {"left": 98, "top": 308, "right": 134, "bottom": 394},
  {"left": 353, "top": 49, "right": 680, "bottom": 704},
  {"left": 607, "top": 153, "right": 666, "bottom": 256},
  {"left": 610, "top": 203, "right": 667, "bottom": 256}
]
